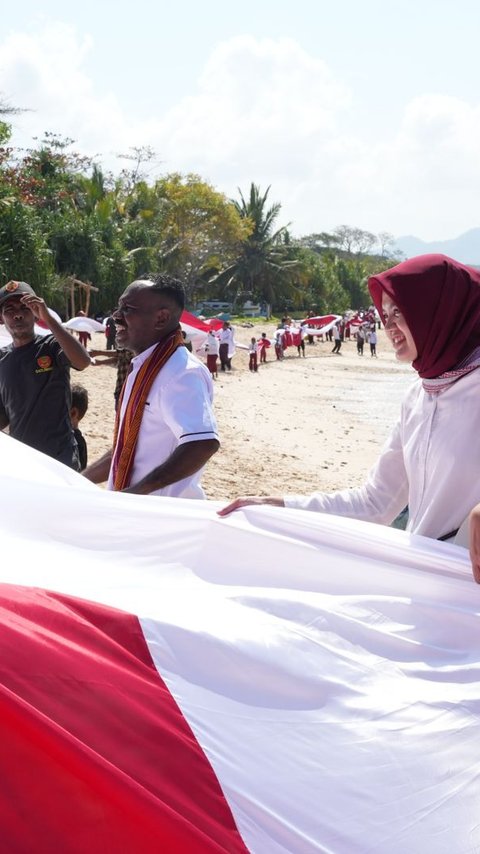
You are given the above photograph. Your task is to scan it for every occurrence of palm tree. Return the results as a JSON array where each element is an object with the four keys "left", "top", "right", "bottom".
[{"left": 211, "top": 183, "right": 299, "bottom": 310}]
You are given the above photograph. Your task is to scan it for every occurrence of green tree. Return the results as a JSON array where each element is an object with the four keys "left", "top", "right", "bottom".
[
  {"left": 0, "top": 200, "right": 53, "bottom": 289},
  {"left": 212, "top": 183, "right": 299, "bottom": 310},
  {"left": 0, "top": 121, "right": 403, "bottom": 318},
  {"left": 151, "top": 173, "right": 250, "bottom": 303}
]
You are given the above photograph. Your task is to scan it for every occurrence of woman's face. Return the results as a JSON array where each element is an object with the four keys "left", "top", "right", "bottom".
[{"left": 382, "top": 293, "right": 418, "bottom": 362}]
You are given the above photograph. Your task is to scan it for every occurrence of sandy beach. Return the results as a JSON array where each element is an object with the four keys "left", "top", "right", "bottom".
[{"left": 79, "top": 324, "right": 414, "bottom": 500}]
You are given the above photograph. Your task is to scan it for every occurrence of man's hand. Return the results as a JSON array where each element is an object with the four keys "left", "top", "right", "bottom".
[
  {"left": 20, "top": 295, "right": 91, "bottom": 371},
  {"left": 20, "top": 294, "right": 51, "bottom": 325},
  {"left": 83, "top": 450, "right": 113, "bottom": 485}
]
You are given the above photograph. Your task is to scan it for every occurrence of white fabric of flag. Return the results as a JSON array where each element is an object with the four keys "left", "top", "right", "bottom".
[{"left": 0, "top": 431, "right": 479, "bottom": 853}]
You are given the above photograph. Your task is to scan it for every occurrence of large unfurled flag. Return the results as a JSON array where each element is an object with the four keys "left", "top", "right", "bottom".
[
  {"left": 179, "top": 310, "right": 211, "bottom": 353},
  {"left": 300, "top": 314, "right": 342, "bottom": 335},
  {"left": 0, "top": 432, "right": 479, "bottom": 853}
]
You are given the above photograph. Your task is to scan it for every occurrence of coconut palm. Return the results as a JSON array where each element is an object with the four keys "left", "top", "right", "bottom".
[{"left": 211, "top": 183, "right": 299, "bottom": 310}]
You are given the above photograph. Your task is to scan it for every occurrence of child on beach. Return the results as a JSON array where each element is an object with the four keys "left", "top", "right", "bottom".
[
  {"left": 356, "top": 325, "right": 365, "bottom": 356},
  {"left": 248, "top": 337, "right": 258, "bottom": 372},
  {"left": 75, "top": 310, "right": 92, "bottom": 349},
  {"left": 297, "top": 324, "right": 306, "bottom": 358},
  {"left": 274, "top": 329, "right": 284, "bottom": 360},
  {"left": 331, "top": 323, "right": 342, "bottom": 354},
  {"left": 205, "top": 330, "right": 219, "bottom": 379},
  {"left": 258, "top": 332, "right": 269, "bottom": 363},
  {"left": 70, "top": 384, "right": 89, "bottom": 471}
]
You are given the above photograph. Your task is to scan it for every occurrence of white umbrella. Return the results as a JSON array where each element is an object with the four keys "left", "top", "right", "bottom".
[{"left": 64, "top": 317, "right": 105, "bottom": 333}]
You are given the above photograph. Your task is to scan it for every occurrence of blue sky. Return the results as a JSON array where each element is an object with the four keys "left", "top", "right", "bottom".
[{"left": 1, "top": 0, "right": 480, "bottom": 241}]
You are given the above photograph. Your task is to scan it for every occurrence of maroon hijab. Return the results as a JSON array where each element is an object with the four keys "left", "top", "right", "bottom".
[{"left": 368, "top": 254, "right": 480, "bottom": 378}]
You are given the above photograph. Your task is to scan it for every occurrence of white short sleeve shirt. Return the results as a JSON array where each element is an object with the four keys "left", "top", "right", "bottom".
[{"left": 108, "top": 344, "right": 218, "bottom": 498}]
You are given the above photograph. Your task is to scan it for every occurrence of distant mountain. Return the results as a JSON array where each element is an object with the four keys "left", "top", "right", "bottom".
[{"left": 394, "top": 228, "right": 480, "bottom": 265}]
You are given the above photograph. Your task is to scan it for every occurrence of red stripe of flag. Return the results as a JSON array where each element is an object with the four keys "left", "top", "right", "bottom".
[{"left": 0, "top": 584, "right": 248, "bottom": 853}]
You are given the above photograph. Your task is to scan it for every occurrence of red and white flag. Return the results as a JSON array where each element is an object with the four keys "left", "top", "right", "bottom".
[
  {"left": 300, "top": 314, "right": 341, "bottom": 335},
  {"left": 179, "top": 310, "right": 211, "bottom": 353},
  {"left": 0, "top": 433, "right": 479, "bottom": 853}
]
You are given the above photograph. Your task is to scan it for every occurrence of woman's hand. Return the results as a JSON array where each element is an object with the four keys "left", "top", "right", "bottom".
[
  {"left": 469, "top": 504, "right": 480, "bottom": 583},
  {"left": 217, "top": 496, "right": 285, "bottom": 517}
]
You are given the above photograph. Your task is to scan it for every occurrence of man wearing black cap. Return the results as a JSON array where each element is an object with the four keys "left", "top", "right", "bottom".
[{"left": 0, "top": 280, "right": 91, "bottom": 469}]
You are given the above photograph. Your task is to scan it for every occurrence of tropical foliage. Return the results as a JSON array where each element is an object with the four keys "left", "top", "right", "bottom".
[
  {"left": 0, "top": 117, "right": 401, "bottom": 317},
  {"left": 211, "top": 184, "right": 300, "bottom": 310}
]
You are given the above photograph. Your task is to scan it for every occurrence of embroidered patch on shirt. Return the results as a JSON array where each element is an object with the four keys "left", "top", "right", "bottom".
[{"left": 35, "top": 355, "right": 53, "bottom": 373}]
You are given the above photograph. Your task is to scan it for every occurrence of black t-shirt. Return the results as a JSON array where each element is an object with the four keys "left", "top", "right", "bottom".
[{"left": 0, "top": 335, "right": 80, "bottom": 469}]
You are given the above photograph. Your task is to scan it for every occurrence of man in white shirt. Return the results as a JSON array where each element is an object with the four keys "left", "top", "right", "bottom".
[{"left": 84, "top": 276, "right": 219, "bottom": 497}]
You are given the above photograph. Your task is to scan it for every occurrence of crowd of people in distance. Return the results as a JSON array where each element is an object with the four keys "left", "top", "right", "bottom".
[
  {"left": 72, "top": 299, "right": 382, "bottom": 383},
  {"left": 354, "top": 323, "right": 377, "bottom": 356},
  {"left": 4, "top": 257, "right": 480, "bottom": 586},
  {"left": 203, "top": 315, "right": 320, "bottom": 376},
  {"left": 204, "top": 321, "right": 235, "bottom": 376},
  {"left": 202, "top": 310, "right": 380, "bottom": 377},
  {"left": 326, "top": 309, "right": 380, "bottom": 357}
]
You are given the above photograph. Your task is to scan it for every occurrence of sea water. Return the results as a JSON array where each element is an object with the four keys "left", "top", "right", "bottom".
[{"left": 334, "top": 363, "right": 414, "bottom": 438}]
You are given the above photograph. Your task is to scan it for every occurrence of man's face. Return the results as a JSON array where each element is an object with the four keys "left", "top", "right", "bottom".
[
  {"left": 0, "top": 297, "right": 35, "bottom": 344},
  {"left": 113, "top": 283, "right": 177, "bottom": 355}
]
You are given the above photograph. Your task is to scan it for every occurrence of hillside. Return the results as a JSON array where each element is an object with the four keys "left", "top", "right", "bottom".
[{"left": 395, "top": 228, "right": 480, "bottom": 265}]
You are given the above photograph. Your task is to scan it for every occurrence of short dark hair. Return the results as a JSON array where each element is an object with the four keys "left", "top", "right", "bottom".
[
  {"left": 71, "top": 384, "right": 89, "bottom": 418},
  {"left": 150, "top": 274, "right": 185, "bottom": 311}
]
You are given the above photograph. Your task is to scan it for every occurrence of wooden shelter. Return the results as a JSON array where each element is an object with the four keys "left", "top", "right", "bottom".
[{"left": 64, "top": 277, "right": 99, "bottom": 318}]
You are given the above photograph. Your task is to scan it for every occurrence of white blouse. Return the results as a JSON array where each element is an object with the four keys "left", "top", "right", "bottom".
[{"left": 285, "top": 368, "right": 480, "bottom": 539}]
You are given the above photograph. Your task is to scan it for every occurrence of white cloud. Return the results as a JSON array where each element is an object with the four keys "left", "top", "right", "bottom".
[
  {"left": 141, "top": 36, "right": 351, "bottom": 184},
  {"left": 347, "top": 94, "right": 480, "bottom": 237},
  {"left": 2, "top": 25, "right": 480, "bottom": 240},
  {"left": 0, "top": 24, "right": 131, "bottom": 153}
]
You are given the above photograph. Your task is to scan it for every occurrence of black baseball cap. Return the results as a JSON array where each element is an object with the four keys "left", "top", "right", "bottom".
[{"left": 0, "top": 280, "right": 36, "bottom": 309}]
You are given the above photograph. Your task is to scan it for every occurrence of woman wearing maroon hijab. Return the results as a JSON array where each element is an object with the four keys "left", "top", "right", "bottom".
[
  {"left": 220, "top": 254, "right": 480, "bottom": 580},
  {"left": 368, "top": 253, "right": 480, "bottom": 381}
]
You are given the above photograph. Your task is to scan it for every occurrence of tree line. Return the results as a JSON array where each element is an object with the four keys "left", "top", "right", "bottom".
[{"left": 0, "top": 118, "right": 401, "bottom": 318}]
